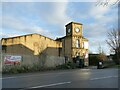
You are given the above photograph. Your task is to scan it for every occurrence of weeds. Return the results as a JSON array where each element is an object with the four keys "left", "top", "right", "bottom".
[{"left": 2, "top": 61, "right": 78, "bottom": 74}]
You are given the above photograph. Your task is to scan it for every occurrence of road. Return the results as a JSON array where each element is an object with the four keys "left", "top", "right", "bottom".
[{"left": 1, "top": 68, "right": 119, "bottom": 89}]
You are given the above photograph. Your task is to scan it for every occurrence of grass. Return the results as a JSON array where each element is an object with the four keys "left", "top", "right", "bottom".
[
  {"left": 112, "top": 65, "right": 120, "bottom": 68},
  {"left": 106, "top": 64, "right": 120, "bottom": 68}
]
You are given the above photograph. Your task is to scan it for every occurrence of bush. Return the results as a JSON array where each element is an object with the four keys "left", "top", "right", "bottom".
[
  {"left": 56, "top": 61, "right": 77, "bottom": 69},
  {"left": 89, "top": 55, "right": 99, "bottom": 66},
  {"left": 102, "top": 60, "right": 116, "bottom": 68},
  {"left": 112, "top": 54, "right": 119, "bottom": 65},
  {"left": 2, "top": 61, "right": 78, "bottom": 74},
  {"left": 2, "top": 64, "right": 41, "bottom": 74}
]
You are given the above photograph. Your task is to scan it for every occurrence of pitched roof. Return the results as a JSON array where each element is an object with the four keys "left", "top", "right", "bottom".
[{"left": 1, "top": 33, "right": 56, "bottom": 41}]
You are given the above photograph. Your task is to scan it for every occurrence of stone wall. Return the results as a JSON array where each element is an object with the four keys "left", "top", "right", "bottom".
[
  {"left": 45, "top": 56, "right": 65, "bottom": 67},
  {"left": 1, "top": 53, "right": 65, "bottom": 68}
]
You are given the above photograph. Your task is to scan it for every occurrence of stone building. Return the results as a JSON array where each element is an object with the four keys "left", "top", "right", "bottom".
[
  {"left": 56, "top": 22, "right": 89, "bottom": 66},
  {"left": 1, "top": 22, "right": 89, "bottom": 66}
]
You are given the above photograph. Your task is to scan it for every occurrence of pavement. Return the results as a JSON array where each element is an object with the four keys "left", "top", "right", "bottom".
[{"left": 1, "top": 68, "right": 119, "bottom": 89}]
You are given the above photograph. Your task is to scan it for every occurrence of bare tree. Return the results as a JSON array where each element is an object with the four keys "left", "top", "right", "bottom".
[
  {"left": 106, "top": 29, "right": 120, "bottom": 64},
  {"left": 96, "top": 0, "right": 120, "bottom": 6},
  {"left": 97, "top": 43, "right": 108, "bottom": 61},
  {"left": 98, "top": 43, "right": 103, "bottom": 54}
]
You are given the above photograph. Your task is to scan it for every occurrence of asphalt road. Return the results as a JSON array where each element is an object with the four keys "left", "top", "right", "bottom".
[{"left": 1, "top": 68, "right": 119, "bottom": 89}]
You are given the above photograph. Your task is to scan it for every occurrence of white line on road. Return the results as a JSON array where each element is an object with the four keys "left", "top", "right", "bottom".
[
  {"left": 27, "top": 81, "right": 71, "bottom": 89},
  {"left": 0, "top": 77, "right": 15, "bottom": 80},
  {"left": 0, "top": 77, "right": 17, "bottom": 80},
  {"left": 90, "top": 76, "right": 118, "bottom": 80}
]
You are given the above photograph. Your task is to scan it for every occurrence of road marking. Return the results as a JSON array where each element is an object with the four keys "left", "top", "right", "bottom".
[
  {"left": 27, "top": 81, "right": 71, "bottom": 89},
  {"left": 0, "top": 77, "right": 15, "bottom": 80},
  {"left": 90, "top": 76, "right": 118, "bottom": 80}
]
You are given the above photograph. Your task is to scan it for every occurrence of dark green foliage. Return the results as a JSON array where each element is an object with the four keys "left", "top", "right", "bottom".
[
  {"left": 102, "top": 60, "right": 116, "bottom": 68},
  {"left": 89, "top": 54, "right": 99, "bottom": 66},
  {"left": 2, "top": 64, "right": 43, "bottom": 74},
  {"left": 56, "top": 61, "right": 77, "bottom": 69},
  {"left": 89, "top": 53, "right": 108, "bottom": 66},
  {"left": 112, "top": 54, "right": 120, "bottom": 65}
]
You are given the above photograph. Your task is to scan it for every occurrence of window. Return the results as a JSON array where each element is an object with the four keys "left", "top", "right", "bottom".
[
  {"left": 2, "top": 45, "right": 7, "bottom": 53},
  {"left": 84, "top": 42, "right": 88, "bottom": 49},
  {"left": 76, "top": 39, "right": 80, "bottom": 48},
  {"left": 76, "top": 52, "right": 80, "bottom": 56},
  {"left": 82, "top": 42, "right": 84, "bottom": 48}
]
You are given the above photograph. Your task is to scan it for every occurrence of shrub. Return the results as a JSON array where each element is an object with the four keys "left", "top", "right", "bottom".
[
  {"left": 56, "top": 61, "right": 77, "bottom": 69},
  {"left": 2, "top": 61, "right": 78, "bottom": 74},
  {"left": 112, "top": 54, "right": 120, "bottom": 65}
]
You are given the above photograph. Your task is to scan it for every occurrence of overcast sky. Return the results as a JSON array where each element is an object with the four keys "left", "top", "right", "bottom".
[{"left": 1, "top": 0, "right": 118, "bottom": 55}]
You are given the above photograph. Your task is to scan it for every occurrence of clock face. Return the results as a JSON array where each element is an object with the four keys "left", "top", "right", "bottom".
[
  {"left": 75, "top": 28, "right": 80, "bottom": 33},
  {"left": 68, "top": 28, "right": 71, "bottom": 33}
]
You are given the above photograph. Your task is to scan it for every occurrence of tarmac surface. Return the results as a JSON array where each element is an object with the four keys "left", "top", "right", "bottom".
[{"left": 1, "top": 68, "right": 119, "bottom": 89}]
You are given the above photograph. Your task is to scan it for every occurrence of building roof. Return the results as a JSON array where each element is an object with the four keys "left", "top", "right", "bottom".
[
  {"left": 56, "top": 36, "right": 65, "bottom": 41},
  {"left": 65, "top": 21, "right": 83, "bottom": 27},
  {"left": 82, "top": 36, "right": 88, "bottom": 41},
  {"left": 1, "top": 33, "right": 56, "bottom": 41},
  {"left": 2, "top": 33, "right": 88, "bottom": 43}
]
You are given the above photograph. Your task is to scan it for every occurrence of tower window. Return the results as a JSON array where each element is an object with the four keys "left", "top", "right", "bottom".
[
  {"left": 2, "top": 45, "right": 7, "bottom": 53},
  {"left": 76, "top": 39, "right": 80, "bottom": 48},
  {"left": 76, "top": 52, "right": 80, "bottom": 56},
  {"left": 82, "top": 42, "right": 84, "bottom": 48}
]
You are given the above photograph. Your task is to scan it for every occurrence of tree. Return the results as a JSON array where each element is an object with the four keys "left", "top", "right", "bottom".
[
  {"left": 106, "top": 29, "right": 120, "bottom": 64},
  {"left": 98, "top": 43, "right": 103, "bottom": 54},
  {"left": 96, "top": 0, "right": 120, "bottom": 6},
  {"left": 97, "top": 44, "right": 108, "bottom": 61},
  {"left": 97, "top": 53, "right": 108, "bottom": 61}
]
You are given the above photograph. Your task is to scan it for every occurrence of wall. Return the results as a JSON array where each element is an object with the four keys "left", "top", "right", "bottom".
[
  {"left": 1, "top": 53, "right": 65, "bottom": 68},
  {"left": 1, "top": 34, "right": 62, "bottom": 56},
  {"left": 64, "top": 36, "right": 72, "bottom": 60},
  {"left": 44, "top": 56, "right": 65, "bottom": 67},
  {"left": 1, "top": 34, "right": 65, "bottom": 68}
]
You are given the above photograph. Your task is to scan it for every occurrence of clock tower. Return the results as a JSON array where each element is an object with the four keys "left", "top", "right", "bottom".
[
  {"left": 66, "top": 22, "right": 82, "bottom": 36},
  {"left": 64, "top": 22, "right": 88, "bottom": 66}
]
